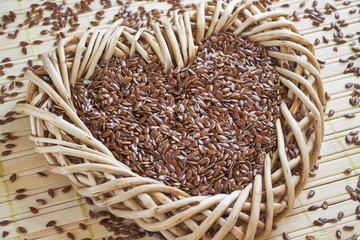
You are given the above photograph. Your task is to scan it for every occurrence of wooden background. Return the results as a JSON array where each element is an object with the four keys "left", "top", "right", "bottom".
[{"left": 0, "top": 0, "right": 360, "bottom": 239}]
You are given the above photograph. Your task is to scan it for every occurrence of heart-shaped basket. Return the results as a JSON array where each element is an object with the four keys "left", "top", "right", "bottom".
[{"left": 16, "top": 0, "right": 324, "bottom": 239}]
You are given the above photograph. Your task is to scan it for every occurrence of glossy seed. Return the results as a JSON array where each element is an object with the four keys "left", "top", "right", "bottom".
[
  {"left": 29, "top": 207, "right": 39, "bottom": 214},
  {"left": 17, "top": 227, "right": 27, "bottom": 234},
  {"left": 336, "top": 230, "right": 341, "bottom": 239},
  {"left": 344, "top": 113, "right": 355, "bottom": 118},
  {"left": 54, "top": 225, "right": 64, "bottom": 233},
  {"left": 62, "top": 186, "right": 71, "bottom": 193},
  {"left": 343, "top": 225, "right": 354, "bottom": 231},
  {"left": 48, "top": 188, "right": 55, "bottom": 198},
  {"left": 282, "top": 232, "right": 291, "bottom": 240},
  {"left": 322, "top": 201, "right": 328, "bottom": 210},
  {"left": 37, "top": 172, "right": 47, "bottom": 178},
  {"left": 36, "top": 199, "right": 46, "bottom": 205},
  {"left": 307, "top": 190, "right": 315, "bottom": 198},
  {"left": 338, "top": 211, "right": 344, "bottom": 220},
  {"left": 9, "top": 173, "right": 16, "bottom": 182},
  {"left": 0, "top": 220, "right": 11, "bottom": 226}
]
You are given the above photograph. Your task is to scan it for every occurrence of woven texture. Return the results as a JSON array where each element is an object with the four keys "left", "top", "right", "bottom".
[{"left": 15, "top": 0, "right": 325, "bottom": 239}]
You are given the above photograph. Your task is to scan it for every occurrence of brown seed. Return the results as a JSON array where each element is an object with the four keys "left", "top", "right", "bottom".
[
  {"left": 2, "top": 231, "right": 9, "bottom": 238},
  {"left": 37, "top": 172, "right": 47, "bottom": 178},
  {"left": 356, "top": 205, "right": 360, "bottom": 214},
  {"left": 29, "top": 207, "right": 39, "bottom": 214},
  {"left": 19, "top": 41, "right": 28, "bottom": 46},
  {"left": 2, "top": 150, "right": 12, "bottom": 156},
  {"left": 62, "top": 185, "right": 71, "bottom": 193},
  {"left": 33, "top": 40, "right": 43, "bottom": 45},
  {"left": 314, "top": 38, "right": 320, "bottom": 46},
  {"left": 67, "top": 232, "right": 75, "bottom": 240},
  {"left": 22, "top": 46, "right": 27, "bottom": 54},
  {"left": 79, "top": 223, "right": 87, "bottom": 230},
  {"left": 308, "top": 205, "right": 318, "bottom": 211},
  {"left": 338, "top": 211, "right": 344, "bottom": 220},
  {"left": 343, "top": 225, "right": 354, "bottom": 231},
  {"left": 40, "top": 30, "right": 49, "bottom": 35},
  {"left": 313, "top": 220, "right": 324, "bottom": 226},
  {"left": 328, "top": 109, "right": 335, "bottom": 117},
  {"left": 336, "top": 230, "right": 341, "bottom": 239},
  {"left": 282, "top": 232, "right": 291, "bottom": 240},
  {"left": 54, "top": 225, "right": 64, "bottom": 233},
  {"left": 322, "top": 201, "right": 328, "bottom": 210},
  {"left": 0, "top": 220, "right": 11, "bottom": 226},
  {"left": 89, "top": 210, "right": 96, "bottom": 219},
  {"left": 344, "top": 113, "right": 355, "bottom": 118},
  {"left": 344, "top": 168, "right": 352, "bottom": 174},
  {"left": 346, "top": 83, "right": 354, "bottom": 88},
  {"left": 16, "top": 188, "right": 26, "bottom": 193},
  {"left": 17, "top": 227, "right": 27, "bottom": 234},
  {"left": 307, "top": 190, "right": 315, "bottom": 198},
  {"left": 46, "top": 220, "right": 56, "bottom": 227},
  {"left": 9, "top": 173, "right": 16, "bottom": 182},
  {"left": 36, "top": 199, "right": 47, "bottom": 205},
  {"left": 15, "top": 194, "right": 27, "bottom": 200},
  {"left": 325, "top": 91, "right": 331, "bottom": 100},
  {"left": 48, "top": 188, "right": 55, "bottom": 198}
]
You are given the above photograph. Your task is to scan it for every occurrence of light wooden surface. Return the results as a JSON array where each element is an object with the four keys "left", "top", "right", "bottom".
[{"left": 0, "top": 0, "right": 360, "bottom": 239}]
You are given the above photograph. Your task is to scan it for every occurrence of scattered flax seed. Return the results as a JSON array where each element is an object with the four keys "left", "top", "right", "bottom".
[
  {"left": 356, "top": 205, "right": 360, "bottom": 214},
  {"left": 2, "top": 150, "right": 12, "bottom": 156},
  {"left": 16, "top": 188, "right": 26, "bottom": 193},
  {"left": 313, "top": 219, "right": 324, "bottom": 226},
  {"left": 89, "top": 210, "right": 96, "bottom": 219},
  {"left": 15, "top": 194, "right": 27, "bottom": 200},
  {"left": 343, "top": 225, "right": 354, "bottom": 231},
  {"left": 36, "top": 199, "right": 47, "bottom": 205},
  {"left": 46, "top": 220, "right": 56, "bottom": 227},
  {"left": 54, "top": 225, "right": 64, "bottom": 233},
  {"left": 1, "top": 57, "right": 11, "bottom": 62},
  {"left": 85, "top": 197, "right": 93, "bottom": 205},
  {"left": 322, "top": 201, "right": 328, "bottom": 210},
  {"left": 0, "top": 220, "right": 11, "bottom": 226},
  {"left": 79, "top": 223, "right": 87, "bottom": 230},
  {"left": 48, "top": 188, "right": 55, "bottom": 198},
  {"left": 9, "top": 173, "right": 16, "bottom": 182},
  {"left": 19, "top": 41, "right": 28, "bottom": 46},
  {"left": 282, "top": 232, "right": 290, "bottom": 240},
  {"left": 308, "top": 205, "right": 318, "bottom": 211},
  {"left": 33, "top": 40, "right": 44, "bottom": 45},
  {"left": 16, "top": 227, "right": 27, "bottom": 234},
  {"left": 280, "top": 3, "right": 290, "bottom": 7},
  {"left": 67, "top": 232, "right": 75, "bottom": 240},
  {"left": 29, "top": 207, "right": 39, "bottom": 214},
  {"left": 37, "top": 172, "right": 47, "bottom": 178},
  {"left": 2, "top": 231, "right": 9, "bottom": 238},
  {"left": 338, "top": 211, "right": 344, "bottom": 220},
  {"left": 336, "top": 230, "right": 341, "bottom": 239},
  {"left": 344, "top": 168, "right": 352, "bottom": 174},
  {"left": 307, "top": 190, "right": 315, "bottom": 198},
  {"left": 325, "top": 91, "right": 331, "bottom": 100},
  {"left": 62, "top": 185, "right": 71, "bottom": 193},
  {"left": 21, "top": 46, "right": 27, "bottom": 55},
  {"left": 344, "top": 113, "right": 355, "bottom": 118}
]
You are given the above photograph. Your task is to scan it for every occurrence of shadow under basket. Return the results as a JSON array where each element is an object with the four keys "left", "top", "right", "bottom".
[{"left": 15, "top": 0, "right": 325, "bottom": 239}]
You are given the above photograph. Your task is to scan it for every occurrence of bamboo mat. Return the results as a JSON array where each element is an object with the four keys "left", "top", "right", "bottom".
[{"left": 0, "top": 0, "right": 360, "bottom": 239}]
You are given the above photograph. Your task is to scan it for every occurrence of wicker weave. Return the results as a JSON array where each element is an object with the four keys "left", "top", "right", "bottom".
[{"left": 15, "top": 0, "right": 325, "bottom": 239}]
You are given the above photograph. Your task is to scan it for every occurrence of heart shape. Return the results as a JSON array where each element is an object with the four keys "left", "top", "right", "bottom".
[{"left": 71, "top": 32, "right": 283, "bottom": 196}]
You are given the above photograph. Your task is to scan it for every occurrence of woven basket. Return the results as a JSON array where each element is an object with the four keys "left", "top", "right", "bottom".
[{"left": 16, "top": 0, "right": 325, "bottom": 239}]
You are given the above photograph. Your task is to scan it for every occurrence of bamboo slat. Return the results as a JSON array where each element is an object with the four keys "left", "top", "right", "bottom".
[{"left": 0, "top": 0, "right": 360, "bottom": 239}]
